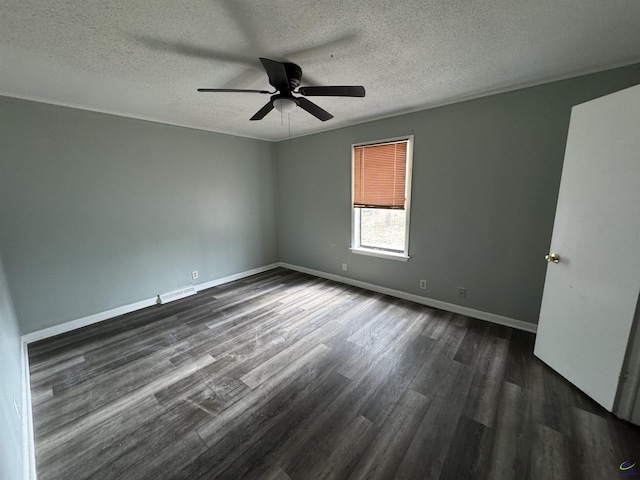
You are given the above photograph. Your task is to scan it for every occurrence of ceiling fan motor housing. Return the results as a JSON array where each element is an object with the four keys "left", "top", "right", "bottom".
[{"left": 283, "top": 63, "right": 302, "bottom": 91}]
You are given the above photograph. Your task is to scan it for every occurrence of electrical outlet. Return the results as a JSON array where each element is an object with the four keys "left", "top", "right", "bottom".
[
  {"left": 13, "top": 396, "right": 20, "bottom": 421},
  {"left": 342, "top": 263, "right": 348, "bottom": 271},
  {"left": 457, "top": 287, "right": 466, "bottom": 299},
  {"left": 191, "top": 270, "right": 199, "bottom": 280},
  {"left": 419, "top": 279, "right": 427, "bottom": 290}
]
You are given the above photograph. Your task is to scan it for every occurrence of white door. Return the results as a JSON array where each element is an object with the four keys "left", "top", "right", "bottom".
[{"left": 534, "top": 83, "right": 640, "bottom": 412}]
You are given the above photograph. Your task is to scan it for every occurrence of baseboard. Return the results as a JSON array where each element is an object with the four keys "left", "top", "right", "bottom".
[
  {"left": 22, "top": 263, "right": 281, "bottom": 344},
  {"left": 279, "top": 262, "right": 538, "bottom": 334},
  {"left": 21, "top": 297, "right": 158, "bottom": 344},
  {"left": 21, "top": 340, "right": 36, "bottom": 480},
  {"left": 194, "top": 263, "right": 280, "bottom": 292}
]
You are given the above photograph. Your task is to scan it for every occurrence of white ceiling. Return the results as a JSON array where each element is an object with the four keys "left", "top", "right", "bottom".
[{"left": 2, "top": 0, "right": 640, "bottom": 142}]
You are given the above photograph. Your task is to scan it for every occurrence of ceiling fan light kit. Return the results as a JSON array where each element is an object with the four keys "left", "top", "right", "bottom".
[
  {"left": 273, "top": 97, "right": 298, "bottom": 113},
  {"left": 198, "top": 57, "right": 365, "bottom": 122}
]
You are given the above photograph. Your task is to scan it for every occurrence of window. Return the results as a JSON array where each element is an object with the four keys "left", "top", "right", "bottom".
[{"left": 351, "top": 135, "right": 413, "bottom": 260}]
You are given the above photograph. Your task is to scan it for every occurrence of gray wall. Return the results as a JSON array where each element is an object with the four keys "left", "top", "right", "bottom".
[
  {"left": 0, "top": 63, "right": 638, "bottom": 479},
  {"left": 274, "top": 63, "right": 640, "bottom": 324},
  {"left": 0, "top": 255, "right": 24, "bottom": 480},
  {"left": 0, "top": 97, "right": 279, "bottom": 333}
]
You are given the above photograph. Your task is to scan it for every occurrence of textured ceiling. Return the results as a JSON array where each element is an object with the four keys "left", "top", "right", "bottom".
[{"left": 2, "top": 0, "right": 640, "bottom": 141}]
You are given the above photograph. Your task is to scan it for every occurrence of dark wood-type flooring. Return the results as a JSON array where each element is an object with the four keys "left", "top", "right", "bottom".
[{"left": 29, "top": 268, "right": 640, "bottom": 479}]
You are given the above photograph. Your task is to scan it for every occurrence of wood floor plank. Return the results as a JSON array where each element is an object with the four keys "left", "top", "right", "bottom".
[
  {"left": 528, "top": 424, "right": 573, "bottom": 480},
  {"left": 180, "top": 366, "right": 349, "bottom": 479},
  {"left": 36, "top": 394, "right": 164, "bottom": 479},
  {"left": 29, "top": 354, "right": 86, "bottom": 385},
  {"left": 218, "top": 370, "right": 356, "bottom": 480},
  {"left": 263, "top": 465, "right": 293, "bottom": 480},
  {"left": 462, "top": 331, "right": 510, "bottom": 428},
  {"left": 382, "top": 310, "right": 429, "bottom": 360},
  {"left": 503, "top": 328, "right": 535, "bottom": 389},
  {"left": 28, "top": 268, "right": 640, "bottom": 480},
  {"left": 169, "top": 309, "right": 285, "bottom": 366},
  {"left": 408, "top": 317, "right": 470, "bottom": 397},
  {"left": 357, "top": 333, "right": 434, "bottom": 426},
  {"left": 152, "top": 354, "right": 248, "bottom": 409},
  {"left": 485, "top": 381, "right": 529, "bottom": 480},
  {"left": 453, "top": 320, "right": 489, "bottom": 366},
  {"left": 275, "top": 386, "right": 379, "bottom": 478},
  {"left": 315, "top": 415, "right": 377, "bottom": 480},
  {"left": 33, "top": 340, "right": 193, "bottom": 438},
  {"left": 437, "top": 415, "right": 493, "bottom": 480},
  {"left": 350, "top": 388, "right": 430, "bottom": 479},
  {"left": 52, "top": 399, "right": 208, "bottom": 480},
  {"left": 239, "top": 320, "right": 344, "bottom": 389},
  {"left": 196, "top": 342, "right": 333, "bottom": 446},
  {"left": 271, "top": 342, "right": 415, "bottom": 478},
  {"left": 395, "top": 360, "right": 475, "bottom": 480},
  {"left": 37, "top": 354, "right": 215, "bottom": 460},
  {"left": 421, "top": 308, "right": 454, "bottom": 340},
  {"left": 570, "top": 407, "right": 621, "bottom": 480}
]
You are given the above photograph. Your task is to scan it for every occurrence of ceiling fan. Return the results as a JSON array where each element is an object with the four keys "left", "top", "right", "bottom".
[{"left": 198, "top": 57, "right": 365, "bottom": 121}]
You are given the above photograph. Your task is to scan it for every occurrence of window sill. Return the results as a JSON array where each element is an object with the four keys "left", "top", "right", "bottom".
[{"left": 350, "top": 247, "right": 410, "bottom": 262}]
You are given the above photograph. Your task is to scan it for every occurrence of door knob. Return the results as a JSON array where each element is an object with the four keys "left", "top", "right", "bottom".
[{"left": 545, "top": 253, "right": 561, "bottom": 263}]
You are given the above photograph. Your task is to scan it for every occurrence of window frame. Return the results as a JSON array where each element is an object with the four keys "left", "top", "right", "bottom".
[{"left": 350, "top": 135, "right": 414, "bottom": 261}]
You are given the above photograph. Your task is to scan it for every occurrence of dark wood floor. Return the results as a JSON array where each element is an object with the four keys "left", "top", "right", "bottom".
[{"left": 29, "top": 268, "right": 639, "bottom": 479}]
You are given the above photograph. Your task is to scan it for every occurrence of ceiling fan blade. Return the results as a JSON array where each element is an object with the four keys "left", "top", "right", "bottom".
[
  {"left": 259, "top": 58, "right": 290, "bottom": 92},
  {"left": 297, "top": 97, "right": 333, "bottom": 121},
  {"left": 298, "top": 86, "right": 365, "bottom": 97},
  {"left": 250, "top": 101, "right": 274, "bottom": 121},
  {"left": 198, "top": 88, "right": 271, "bottom": 94}
]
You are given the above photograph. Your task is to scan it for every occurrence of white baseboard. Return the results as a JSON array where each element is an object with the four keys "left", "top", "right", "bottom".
[
  {"left": 21, "top": 297, "right": 158, "bottom": 344},
  {"left": 21, "top": 340, "right": 35, "bottom": 480},
  {"left": 195, "top": 263, "right": 280, "bottom": 292},
  {"left": 22, "top": 263, "right": 281, "bottom": 345},
  {"left": 278, "top": 262, "right": 538, "bottom": 334}
]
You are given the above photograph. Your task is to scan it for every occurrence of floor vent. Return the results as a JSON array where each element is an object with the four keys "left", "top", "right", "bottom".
[{"left": 158, "top": 286, "right": 197, "bottom": 304}]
